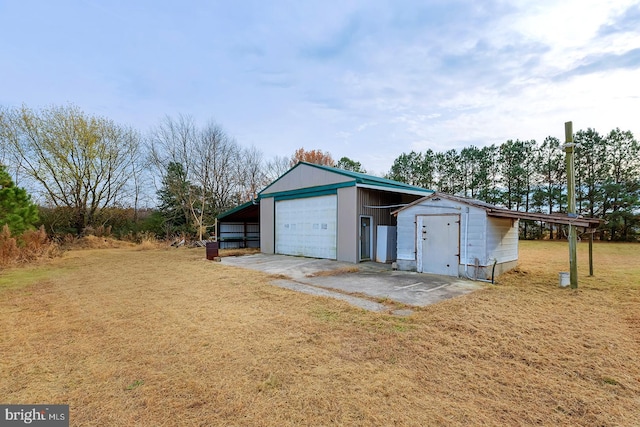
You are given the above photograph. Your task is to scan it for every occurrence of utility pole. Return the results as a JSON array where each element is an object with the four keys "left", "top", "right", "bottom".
[{"left": 564, "top": 121, "right": 578, "bottom": 289}]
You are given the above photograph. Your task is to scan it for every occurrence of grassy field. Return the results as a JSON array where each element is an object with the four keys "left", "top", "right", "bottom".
[{"left": 1, "top": 240, "right": 639, "bottom": 426}]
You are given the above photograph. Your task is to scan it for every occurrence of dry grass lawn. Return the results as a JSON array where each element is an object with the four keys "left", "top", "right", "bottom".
[{"left": 1, "top": 241, "right": 639, "bottom": 426}]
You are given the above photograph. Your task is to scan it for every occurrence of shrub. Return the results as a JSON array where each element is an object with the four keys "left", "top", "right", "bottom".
[
  {"left": 0, "top": 224, "right": 60, "bottom": 266},
  {"left": 0, "top": 224, "right": 19, "bottom": 266}
]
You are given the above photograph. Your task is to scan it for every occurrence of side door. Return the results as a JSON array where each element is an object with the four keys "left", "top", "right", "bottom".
[{"left": 416, "top": 214, "right": 460, "bottom": 276}]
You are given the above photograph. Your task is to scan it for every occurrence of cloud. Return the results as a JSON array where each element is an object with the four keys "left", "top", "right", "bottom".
[
  {"left": 299, "top": 15, "right": 363, "bottom": 60},
  {"left": 556, "top": 48, "right": 640, "bottom": 80},
  {"left": 2, "top": 0, "right": 639, "bottom": 176},
  {"left": 598, "top": 4, "right": 640, "bottom": 36},
  {"left": 257, "top": 72, "right": 295, "bottom": 88}
]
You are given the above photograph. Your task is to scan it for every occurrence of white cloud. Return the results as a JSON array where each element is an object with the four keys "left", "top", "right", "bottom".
[{"left": 1, "top": 0, "right": 638, "bottom": 176}]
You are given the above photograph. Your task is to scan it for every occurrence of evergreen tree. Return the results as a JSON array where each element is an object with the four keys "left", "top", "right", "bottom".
[
  {"left": 336, "top": 157, "right": 367, "bottom": 173},
  {"left": 387, "top": 151, "right": 435, "bottom": 188},
  {"left": 0, "top": 165, "right": 39, "bottom": 236},
  {"left": 156, "top": 162, "right": 194, "bottom": 236},
  {"left": 601, "top": 128, "right": 640, "bottom": 240},
  {"left": 533, "top": 136, "right": 565, "bottom": 238}
]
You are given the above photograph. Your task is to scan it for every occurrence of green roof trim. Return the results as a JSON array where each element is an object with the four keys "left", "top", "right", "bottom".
[
  {"left": 216, "top": 200, "right": 257, "bottom": 220},
  {"left": 258, "top": 162, "right": 433, "bottom": 197},
  {"left": 261, "top": 182, "right": 350, "bottom": 200}
]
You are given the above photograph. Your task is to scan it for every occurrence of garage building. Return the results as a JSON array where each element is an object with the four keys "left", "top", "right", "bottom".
[{"left": 259, "top": 162, "right": 433, "bottom": 263}]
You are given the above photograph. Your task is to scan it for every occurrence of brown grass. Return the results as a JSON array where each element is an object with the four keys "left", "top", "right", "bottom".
[
  {"left": 306, "top": 265, "right": 360, "bottom": 277},
  {"left": 219, "top": 247, "right": 261, "bottom": 257},
  {"left": 0, "top": 225, "right": 61, "bottom": 266},
  {"left": 0, "top": 241, "right": 639, "bottom": 426},
  {"left": 67, "top": 235, "right": 137, "bottom": 250}
]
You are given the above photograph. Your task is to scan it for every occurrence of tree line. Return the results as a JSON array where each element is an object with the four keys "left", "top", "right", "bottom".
[
  {"left": 0, "top": 104, "right": 362, "bottom": 240},
  {"left": 1, "top": 103, "right": 638, "bottom": 242},
  {"left": 386, "top": 129, "right": 640, "bottom": 241}
]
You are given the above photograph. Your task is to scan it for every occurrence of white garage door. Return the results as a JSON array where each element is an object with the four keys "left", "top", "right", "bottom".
[{"left": 275, "top": 195, "right": 337, "bottom": 259}]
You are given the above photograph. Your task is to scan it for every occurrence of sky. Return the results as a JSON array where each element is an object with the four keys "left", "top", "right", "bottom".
[{"left": 1, "top": 0, "right": 639, "bottom": 175}]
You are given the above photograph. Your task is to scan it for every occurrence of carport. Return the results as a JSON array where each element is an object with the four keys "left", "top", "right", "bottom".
[{"left": 215, "top": 201, "right": 260, "bottom": 249}]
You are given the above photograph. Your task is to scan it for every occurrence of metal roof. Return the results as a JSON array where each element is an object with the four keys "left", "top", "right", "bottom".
[
  {"left": 219, "top": 162, "right": 434, "bottom": 221},
  {"left": 259, "top": 162, "right": 433, "bottom": 197},
  {"left": 393, "top": 192, "right": 602, "bottom": 229},
  {"left": 216, "top": 200, "right": 260, "bottom": 222}
]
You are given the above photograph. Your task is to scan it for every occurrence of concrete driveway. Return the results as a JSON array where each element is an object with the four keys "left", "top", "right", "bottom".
[{"left": 221, "top": 254, "right": 485, "bottom": 312}]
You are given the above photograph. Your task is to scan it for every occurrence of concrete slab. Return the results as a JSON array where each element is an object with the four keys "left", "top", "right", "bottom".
[
  {"left": 270, "top": 279, "right": 389, "bottom": 312},
  {"left": 221, "top": 253, "right": 486, "bottom": 310},
  {"left": 220, "top": 254, "right": 355, "bottom": 280}
]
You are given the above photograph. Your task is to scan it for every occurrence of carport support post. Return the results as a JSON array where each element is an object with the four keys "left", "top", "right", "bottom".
[
  {"left": 564, "top": 121, "right": 578, "bottom": 289},
  {"left": 589, "top": 230, "right": 594, "bottom": 276}
]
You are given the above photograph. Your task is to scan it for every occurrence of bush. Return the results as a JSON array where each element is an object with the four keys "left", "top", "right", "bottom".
[
  {"left": 0, "top": 224, "right": 19, "bottom": 266},
  {"left": 0, "top": 225, "right": 60, "bottom": 266}
]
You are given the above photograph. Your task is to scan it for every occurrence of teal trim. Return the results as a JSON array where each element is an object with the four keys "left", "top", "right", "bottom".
[
  {"left": 298, "top": 162, "right": 432, "bottom": 193},
  {"left": 216, "top": 200, "right": 257, "bottom": 220},
  {"left": 274, "top": 189, "right": 336, "bottom": 201},
  {"left": 258, "top": 161, "right": 433, "bottom": 196},
  {"left": 261, "top": 181, "right": 353, "bottom": 200}
]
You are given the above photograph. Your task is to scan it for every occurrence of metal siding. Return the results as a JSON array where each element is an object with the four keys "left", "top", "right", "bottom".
[
  {"left": 220, "top": 223, "right": 245, "bottom": 234},
  {"left": 264, "top": 163, "right": 352, "bottom": 194},
  {"left": 260, "top": 197, "right": 275, "bottom": 254},
  {"left": 357, "top": 189, "right": 404, "bottom": 261},
  {"left": 219, "top": 222, "right": 260, "bottom": 249},
  {"left": 337, "top": 186, "right": 357, "bottom": 262}
]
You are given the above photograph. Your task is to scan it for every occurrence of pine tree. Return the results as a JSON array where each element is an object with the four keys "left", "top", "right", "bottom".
[
  {"left": 156, "top": 162, "right": 195, "bottom": 236},
  {"left": 0, "top": 165, "right": 39, "bottom": 236}
]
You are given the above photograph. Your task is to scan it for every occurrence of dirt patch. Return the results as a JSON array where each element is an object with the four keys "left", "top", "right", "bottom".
[
  {"left": 219, "top": 247, "right": 261, "bottom": 257},
  {"left": 0, "top": 242, "right": 639, "bottom": 426},
  {"left": 305, "top": 265, "right": 360, "bottom": 277}
]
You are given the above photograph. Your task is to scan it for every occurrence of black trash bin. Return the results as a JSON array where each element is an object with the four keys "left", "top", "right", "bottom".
[{"left": 206, "top": 241, "right": 219, "bottom": 260}]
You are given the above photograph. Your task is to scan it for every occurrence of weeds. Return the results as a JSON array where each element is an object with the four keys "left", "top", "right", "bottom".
[
  {"left": 125, "top": 380, "right": 144, "bottom": 391},
  {"left": 0, "top": 225, "right": 60, "bottom": 266}
]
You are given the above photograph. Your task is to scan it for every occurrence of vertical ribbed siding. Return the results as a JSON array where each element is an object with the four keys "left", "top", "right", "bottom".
[
  {"left": 357, "top": 188, "right": 403, "bottom": 226},
  {"left": 357, "top": 189, "right": 409, "bottom": 260}
]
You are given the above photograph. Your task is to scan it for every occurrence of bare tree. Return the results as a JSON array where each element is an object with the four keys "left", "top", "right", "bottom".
[
  {"left": 236, "top": 145, "right": 266, "bottom": 202},
  {"left": 0, "top": 104, "right": 142, "bottom": 233},
  {"left": 195, "top": 122, "right": 241, "bottom": 239},
  {"left": 148, "top": 114, "right": 198, "bottom": 180},
  {"left": 148, "top": 114, "right": 199, "bottom": 234},
  {"left": 148, "top": 115, "right": 250, "bottom": 240},
  {"left": 264, "top": 155, "right": 291, "bottom": 182}
]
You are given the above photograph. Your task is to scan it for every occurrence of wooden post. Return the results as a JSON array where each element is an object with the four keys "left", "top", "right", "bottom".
[
  {"left": 589, "top": 230, "right": 594, "bottom": 276},
  {"left": 564, "top": 121, "right": 578, "bottom": 289}
]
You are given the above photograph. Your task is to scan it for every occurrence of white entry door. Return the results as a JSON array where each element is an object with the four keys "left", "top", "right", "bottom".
[
  {"left": 417, "top": 215, "right": 459, "bottom": 276},
  {"left": 275, "top": 195, "right": 337, "bottom": 259}
]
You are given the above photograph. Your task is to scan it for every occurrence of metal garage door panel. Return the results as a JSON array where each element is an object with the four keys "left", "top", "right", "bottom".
[{"left": 275, "top": 195, "right": 337, "bottom": 259}]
